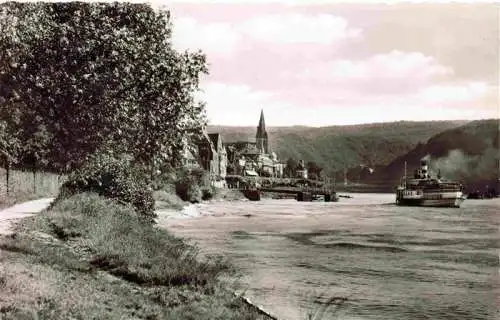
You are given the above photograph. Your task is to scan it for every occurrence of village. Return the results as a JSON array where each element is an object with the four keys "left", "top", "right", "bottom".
[{"left": 184, "top": 109, "right": 310, "bottom": 188}]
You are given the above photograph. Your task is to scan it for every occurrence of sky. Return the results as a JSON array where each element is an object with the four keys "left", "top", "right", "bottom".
[{"left": 160, "top": 0, "right": 499, "bottom": 127}]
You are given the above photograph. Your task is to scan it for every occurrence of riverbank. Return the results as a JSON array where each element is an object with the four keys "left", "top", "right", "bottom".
[{"left": 0, "top": 193, "right": 274, "bottom": 319}]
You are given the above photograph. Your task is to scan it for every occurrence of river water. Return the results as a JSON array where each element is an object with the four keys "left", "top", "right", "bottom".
[{"left": 157, "top": 193, "right": 499, "bottom": 320}]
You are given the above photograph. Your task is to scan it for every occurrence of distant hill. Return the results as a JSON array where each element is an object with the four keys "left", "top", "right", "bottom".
[
  {"left": 358, "top": 119, "right": 499, "bottom": 192},
  {"left": 208, "top": 120, "right": 467, "bottom": 173}
]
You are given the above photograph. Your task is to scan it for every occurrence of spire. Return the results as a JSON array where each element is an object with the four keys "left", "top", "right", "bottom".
[
  {"left": 258, "top": 109, "right": 265, "bottom": 131},
  {"left": 256, "top": 109, "right": 268, "bottom": 154}
]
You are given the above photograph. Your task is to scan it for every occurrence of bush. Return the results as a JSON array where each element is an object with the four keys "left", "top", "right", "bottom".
[
  {"left": 150, "top": 165, "right": 177, "bottom": 191},
  {"left": 153, "top": 190, "right": 185, "bottom": 210},
  {"left": 56, "top": 153, "right": 155, "bottom": 222},
  {"left": 201, "top": 186, "right": 215, "bottom": 201},
  {"left": 175, "top": 167, "right": 212, "bottom": 203}
]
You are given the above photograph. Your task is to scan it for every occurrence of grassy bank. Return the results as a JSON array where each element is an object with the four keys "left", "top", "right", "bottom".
[
  {"left": 0, "top": 193, "right": 272, "bottom": 319},
  {"left": 0, "top": 169, "right": 64, "bottom": 209},
  {"left": 154, "top": 186, "right": 246, "bottom": 211}
]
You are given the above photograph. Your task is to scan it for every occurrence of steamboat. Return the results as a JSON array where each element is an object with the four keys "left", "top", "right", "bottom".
[{"left": 395, "top": 160, "right": 465, "bottom": 208}]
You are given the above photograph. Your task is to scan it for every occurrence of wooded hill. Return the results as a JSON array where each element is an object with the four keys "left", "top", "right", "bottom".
[
  {"left": 208, "top": 120, "right": 467, "bottom": 173},
  {"left": 360, "top": 119, "right": 499, "bottom": 192},
  {"left": 210, "top": 119, "right": 499, "bottom": 192}
]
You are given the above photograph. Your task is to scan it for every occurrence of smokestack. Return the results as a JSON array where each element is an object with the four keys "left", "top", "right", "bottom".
[{"left": 420, "top": 159, "right": 428, "bottom": 178}]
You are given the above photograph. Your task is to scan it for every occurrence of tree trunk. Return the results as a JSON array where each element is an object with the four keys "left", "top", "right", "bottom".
[
  {"left": 6, "top": 161, "right": 10, "bottom": 195},
  {"left": 33, "top": 169, "right": 36, "bottom": 193}
]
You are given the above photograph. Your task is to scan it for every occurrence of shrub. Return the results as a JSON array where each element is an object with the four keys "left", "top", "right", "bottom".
[
  {"left": 56, "top": 154, "right": 155, "bottom": 222},
  {"left": 153, "top": 190, "right": 185, "bottom": 210},
  {"left": 175, "top": 167, "right": 212, "bottom": 203},
  {"left": 150, "top": 165, "right": 177, "bottom": 191},
  {"left": 201, "top": 186, "right": 215, "bottom": 201}
]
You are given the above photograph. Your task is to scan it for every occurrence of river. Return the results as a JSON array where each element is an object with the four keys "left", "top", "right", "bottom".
[{"left": 156, "top": 193, "right": 499, "bottom": 320}]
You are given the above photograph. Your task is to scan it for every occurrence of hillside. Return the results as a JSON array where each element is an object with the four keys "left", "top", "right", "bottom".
[
  {"left": 208, "top": 120, "right": 467, "bottom": 173},
  {"left": 358, "top": 119, "right": 499, "bottom": 192}
]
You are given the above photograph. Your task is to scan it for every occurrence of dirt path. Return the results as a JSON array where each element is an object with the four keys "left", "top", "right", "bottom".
[{"left": 0, "top": 198, "right": 54, "bottom": 235}]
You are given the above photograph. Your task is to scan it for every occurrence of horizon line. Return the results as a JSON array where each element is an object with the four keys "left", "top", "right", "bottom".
[{"left": 207, "top": 118, "right": 499, "bottom": 129}]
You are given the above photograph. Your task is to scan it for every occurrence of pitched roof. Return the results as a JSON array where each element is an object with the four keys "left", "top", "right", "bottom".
[
  {"left": 208, "top": 133, "right": 222, "bottom": 147},
  {"left": 196, "top": 131, "right": 216, "bottom": 152}
]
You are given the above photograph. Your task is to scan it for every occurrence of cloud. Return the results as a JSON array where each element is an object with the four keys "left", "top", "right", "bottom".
[
  {"left": 240, "top": 13, "right": 361, "bottom": 44},
  {"left": 195, "top": 82, "right": 280, "bottom": 125},
  {"left": 193, "top": 52, "right": 494, "bottom": 126},
  {"left": 171, "top": 16, "right": 242, "bottom": 56},
  {"left": 170, "top": 12, "right": 361, "bottom": 56},
  {"left": 166, "top": 3, "right": 497, "bottom": 126},
  {"left": 159, "top": 0, "right": 491, "bottom": 5},
  {"left": 196, "top": 80, "right": 497, "bottom": 127},
  {"left": 418, "top": 82, "right": 489, "bottom": 104},
  {"left": 298, "top": 50, "right": 453, "bottom": 95}
]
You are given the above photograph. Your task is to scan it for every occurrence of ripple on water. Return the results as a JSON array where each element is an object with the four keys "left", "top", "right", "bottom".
[
  {"left": 230, "top": 230, "right": 255, "bottom": 239},
  {"left": 162, "top": 196, "right": 500, "bottom": 320}
]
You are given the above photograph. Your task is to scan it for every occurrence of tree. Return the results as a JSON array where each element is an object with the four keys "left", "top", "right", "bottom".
[
  {"left": 284, "top": 157, "right": 298, "bottom": 178},
  {"left": 0, "top": 102, "right": 23, "bottom": 194},
  {"left": 306, "top": 161, "right": 323, "bottom": 180},
  {"left": 0, "top": 2, "right": 207, "bottom": 176}
]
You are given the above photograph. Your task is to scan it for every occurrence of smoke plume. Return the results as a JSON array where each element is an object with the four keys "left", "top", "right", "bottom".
[{"left": 423, "top": 147, "right": 499, "bottom": 181}]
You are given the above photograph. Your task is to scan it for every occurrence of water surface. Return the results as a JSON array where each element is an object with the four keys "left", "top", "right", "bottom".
[{"left": 158, "top": 193, "right": 499, "bottom": 320}]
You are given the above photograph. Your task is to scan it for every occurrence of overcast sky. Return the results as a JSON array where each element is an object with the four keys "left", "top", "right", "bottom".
[{"left": 161, "top": 0, "right": 498, "bottom": 127}]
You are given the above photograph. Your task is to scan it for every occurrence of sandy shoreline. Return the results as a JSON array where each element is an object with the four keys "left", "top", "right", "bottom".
[{"left": 155, "top": 197, "right": 253, "bottom": 223}]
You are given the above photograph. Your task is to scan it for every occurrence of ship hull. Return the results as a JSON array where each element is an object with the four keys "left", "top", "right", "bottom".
[
  {"left": 396, "top": 197, "right": 464, "bottom": 208},
  {"left": 242, "top": 189, "right": 261, "bottom": 201}
]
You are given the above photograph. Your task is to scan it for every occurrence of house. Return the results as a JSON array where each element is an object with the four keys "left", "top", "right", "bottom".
[
  {"left": 196, "top": 131, "right": 218, "bottom": 177},
  {"left": 296, "top": 168, "right": 308, "bottom": 179},
  {"left": 296, "top": 160, "right": 308, "bottom": 179},
  {"left": 217, "top": 109, "right": 287, "bottom": 178},
  {"left": 225, "top": 140, "right": 258, "bottom": 162},
  {"left": 208, "top": 133, "right": 227, "bottom": 179},
  {"left": 274, "top": 162, "right": 285, "bottom": 178},
  {"left": 181, "top": 136, "right": 201, "bottom": 168},
  {"left": 195, "top": 109, "right": 283, "bottom": 181},
  {"left": 182, "top": 147, "right": 199, "bottom": 168}
]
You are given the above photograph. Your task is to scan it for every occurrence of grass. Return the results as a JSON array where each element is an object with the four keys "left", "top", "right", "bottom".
[
  {"left": 0, "top": 169, "right": 64, "bottom": 209},
  {"left": 0, "top": 192, "right": 272, "bottom": 319},
  {"left": 154, "top": 189, "right": 186, "bottom": 210}
]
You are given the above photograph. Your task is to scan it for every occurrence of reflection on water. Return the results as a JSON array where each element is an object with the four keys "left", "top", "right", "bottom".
[{"left": 157, "top": 194, "right": 500, "bottom": 320}]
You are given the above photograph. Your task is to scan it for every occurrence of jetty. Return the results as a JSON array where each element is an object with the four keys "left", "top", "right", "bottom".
[
  {"left": 234, "top": 178, "right": 339, "bottom": 202},
  {"left": 260, "top": 186, "right": 338, "bottom": 202}
]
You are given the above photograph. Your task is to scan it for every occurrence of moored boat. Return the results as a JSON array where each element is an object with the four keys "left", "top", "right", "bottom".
[{"left": 395, "top": 160, "right": 465, "bottom": 208}]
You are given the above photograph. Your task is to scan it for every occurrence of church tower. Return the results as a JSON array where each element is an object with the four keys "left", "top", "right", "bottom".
[{"left": 256, "top": 109, "right": 269, "bottom": 154}]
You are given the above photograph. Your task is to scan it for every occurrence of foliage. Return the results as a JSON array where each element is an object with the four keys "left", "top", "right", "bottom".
[
  {"left": 153, "top": 190, "right": 185, "bottom": 210},
  {"left": 284, "top": 157, "right": 298, "bottom": 178},
  {"left": 0, "top": 2, "right": 207, "bottom": 176},
  {"left": 306, "top": 161, "right": 323, "bottom": 180},
  {"left": 174, "top": 167, "right": 211, "bottom": 203},
  {"left": 56, "top": 153, "right": 155, "bottom": 222},
  {"left": 201, "top": 185, "right": 216, "bottom": 200}
]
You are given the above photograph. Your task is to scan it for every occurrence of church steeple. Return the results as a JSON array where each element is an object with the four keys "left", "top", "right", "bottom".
[
  {"left": 256, "top": 109, "right": 269, "bottom": 154},
  {"left": 258, "top": 109, "right": 266, "bottom": 130}
]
